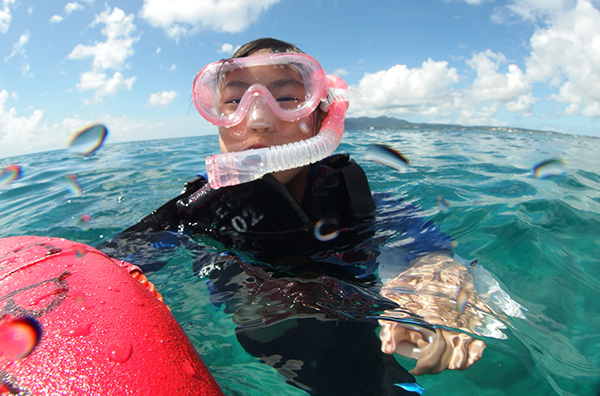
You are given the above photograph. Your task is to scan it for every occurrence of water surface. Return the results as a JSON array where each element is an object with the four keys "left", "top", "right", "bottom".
[{"left": 1, "top": 128, "right": 598, "bottom": 396}]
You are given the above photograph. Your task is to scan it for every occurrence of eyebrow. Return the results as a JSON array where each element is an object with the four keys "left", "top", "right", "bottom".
[{"left": 222, "top": 78, "right": 304, "bottom": 90}]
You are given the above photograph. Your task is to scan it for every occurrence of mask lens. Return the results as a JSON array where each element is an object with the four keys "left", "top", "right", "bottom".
[
  {"left": 194, "top": 54, "right": 328, "bottom": 127},
  {"left": 219, "top": 64, "right": 307, "bottom": 113}
]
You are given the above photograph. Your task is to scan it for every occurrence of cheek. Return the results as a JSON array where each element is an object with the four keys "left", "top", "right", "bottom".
[
  {"left": 218, "top": 128, "right": 239, "bottom": 153},
  {"left": 287, "top": 114, "right": 318, "bottom": 141},
  {"left": 218, "top": 134, "right": 228, "bottom": 153}
]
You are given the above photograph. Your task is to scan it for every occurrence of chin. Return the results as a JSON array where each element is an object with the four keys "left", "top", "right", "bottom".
[{"left": 273, "top": 167, "right": 305, "bottom": 185}]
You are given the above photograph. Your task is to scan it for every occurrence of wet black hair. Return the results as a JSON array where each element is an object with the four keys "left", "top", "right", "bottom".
[{"left": 231, "top": 38, "right": 304, "bottom": 59}]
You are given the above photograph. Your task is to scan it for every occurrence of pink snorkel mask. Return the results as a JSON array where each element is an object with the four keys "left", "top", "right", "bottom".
[{"left": 193, "top": 53, "right": 351, "bottom": 189}]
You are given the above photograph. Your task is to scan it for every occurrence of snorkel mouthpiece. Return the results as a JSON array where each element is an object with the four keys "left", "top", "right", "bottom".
[{"left": 206, "top": 75, "right": 349, "bottom": 189}]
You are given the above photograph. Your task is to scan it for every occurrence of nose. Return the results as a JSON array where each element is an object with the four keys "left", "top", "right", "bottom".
[{"left": 244, "top": 96, "right": 276, "bottom": 133}]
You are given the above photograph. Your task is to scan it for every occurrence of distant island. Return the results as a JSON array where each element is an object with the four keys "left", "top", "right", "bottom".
[{"left": 345, "top": 116, "right": 552, "bottom": 135}]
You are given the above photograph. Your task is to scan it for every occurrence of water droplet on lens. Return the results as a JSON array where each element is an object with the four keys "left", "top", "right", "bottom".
[
  {"left": 0, "top": 317, "right": 42, "bottom": 359},
  {"left": 76, "top": 214, "right": 91, "bottom": 231},
  {"left": 299, "top": 120, "right": 311, "bottom": 134},
  {"left": 71, "top": 291, "right": 86, "bottom": 304},
  {"left": 107, "top": 340, "right": 133, "bottom": 363},
  {"left": 314, "top": 218, "right": 340, "bottom": 241},
  {"left": 64, "top": 174, "right": 83, "bottom": 196},
  {"left": 0, "top": 164, "right": 23, "bottom": 188},
  {"left": 436, "top": 195, "right": 450, "bottom": 213},
  {"left": 456, "top": 287, "right": 469, "bottom": 314},
  {"left": 60, "top": 322, "right": 92, "bottom": 337},
  {"left": 74, "top": 245, "right": 88, "bottom": 258},
  {"left": 363, "top": 144, "right": 410, "bottom": 172},
  {"left": 532, "top": 158, "right": 566, "bottom": 179},
  {"left": 46, "top": 246, "right": 62, "bottom": 255},
  {"left": 67, "top": 124, "right": 108, "bottom": 156}
]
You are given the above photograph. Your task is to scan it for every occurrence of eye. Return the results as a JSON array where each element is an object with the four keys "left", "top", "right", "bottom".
[
  {"left": 276, "top": 96, "right": 299, "bottom": 103},
  {"left": 276, "top": 95, "right": 304, "bottom": 110}
]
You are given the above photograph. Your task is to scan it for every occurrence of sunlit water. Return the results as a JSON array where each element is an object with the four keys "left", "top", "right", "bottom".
[{"left": 1, "top": 128, "right": 599, "bottom": 396}]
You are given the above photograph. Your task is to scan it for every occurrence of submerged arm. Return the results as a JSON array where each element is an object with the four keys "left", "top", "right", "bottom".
[{"left": 378, "top": 251, "right": 486, "bottom": 375}]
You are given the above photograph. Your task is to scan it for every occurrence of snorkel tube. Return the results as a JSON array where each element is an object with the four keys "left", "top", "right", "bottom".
[{"left": 205, "top": 75, "right": 349, "bottom": 189}]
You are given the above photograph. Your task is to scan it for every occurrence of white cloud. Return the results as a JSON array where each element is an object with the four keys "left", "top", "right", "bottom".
[
  {"left": 65, "top": 2, "right": 84, "bottom": 14},
  {"left": 0, "top": 89, "right": 88, "bottom": 158},
  {"left": 353, "top": 0, "right": 599, "bottom": 124},
  {"left": 500, "top": 0, "right": 575, "bottom": 23},
  {"left": 140, "top": 0, "right": 281, "bottom": 37},
  {"left": 467, "top": 49, "right": 534, "bottom": 112},
  {"left": 77, "top": 71, "right": 136, "bottom": 104},
  {"left": 218, "top": 43, "right": 234, "bottom": 54},
  {"left": 332, "top": 68, "right": 349, "bottom": 77},
  {"left": 351, "top": 59, "right": 459, "bottom": 117},
  {"left": 350, "top": 49, "right": 537, "bottom": 123},
  {"left": 4, "top": 30, "right": 29, "bottom": 61},
  {"left": 0, "top": 88, "right": 196, "bottom": 159},
  {"left": 165, "top": 23, "right": 188, "bottom": 42},
  {"left": 0, "top": 90, "right": 43, "bottom": 141},
  {"left": 218, "top": 42, "right": 240, "bottom": 54},
  {"left": 67, "top": 7, "right": 139, "bottom": 103},
  {"left": 69, "top": 38, "right": 134, "bottom": 71},
  {"left": 146, "top": 90, "right": 178, "bottom": 107},
  {"left": 19, "top": 62, "right": 31, "bottom": 77},
  {"left": 0, "top": 0, "right": 16, "bottom": 33},
  {"left": 525, "top": 0, "right": 600, "bottom": 116},
  {"left": 50, "top": 2, "right": 84, "bottom": 23},
  {"left": 50, "top": 15, "right": 63, "bottom": 24},
  {"left": 4, "top": 31, "right": 32, "bottom": 77},
  {"left": 68, "top": 7, "right": 137, "bottom": 70}
]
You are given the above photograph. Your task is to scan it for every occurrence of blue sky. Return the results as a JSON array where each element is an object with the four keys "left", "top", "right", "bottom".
[{"left": 1, "top": 0, "right": 600, "bottom": 158}]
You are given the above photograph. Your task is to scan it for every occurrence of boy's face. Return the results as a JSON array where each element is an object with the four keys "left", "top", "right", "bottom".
[{"left": 217, "top": 49, "right": 319, "bottom": 184}]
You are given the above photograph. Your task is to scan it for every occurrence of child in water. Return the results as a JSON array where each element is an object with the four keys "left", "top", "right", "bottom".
[{"left": 101, "top": 37, "right": 485, "bottom": 395}]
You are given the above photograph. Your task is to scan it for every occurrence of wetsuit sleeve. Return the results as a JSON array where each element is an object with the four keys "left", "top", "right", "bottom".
[
  {"left": 373, "top": 192, "right": 454, "bottom": 283},
  {"left": 96, "top": 175, "right": 209, "bottom": 273}
]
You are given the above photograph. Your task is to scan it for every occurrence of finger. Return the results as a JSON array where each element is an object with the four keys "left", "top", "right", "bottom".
[
  {"left": 408, "top": 329, "right": 426, "bottom": 345},
  {"left": 380, "top": 322, "right": 436, "bottom": 359},
  {"left": 378, "top": 321, "right": 398, "bottom": 355},
  {"left": 429, "top": 331, "right": 455, "bottom": 374},
  {"left": 467, "top": 339, "right": 486, "bottom": 367},
  {"left": 409, "top": 329, "right": 447, "bottom": 375},
  {"left": 379, "top": 322, "right": 416, "bottom": 354},
  {"left": 446, "top": 332, "right": 470, "bottom": 371}
]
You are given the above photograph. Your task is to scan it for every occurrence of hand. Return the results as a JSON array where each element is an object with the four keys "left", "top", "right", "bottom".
[{"left": 378, "top": 321, "right": 486, "bottom": 375}]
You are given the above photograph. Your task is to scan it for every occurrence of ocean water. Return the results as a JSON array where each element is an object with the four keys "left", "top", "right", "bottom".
[{"left": 1, "top": 128, "right": 599, "bottom": 396}]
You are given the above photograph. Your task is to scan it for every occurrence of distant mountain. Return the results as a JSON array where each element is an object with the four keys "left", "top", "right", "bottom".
[
  {"left": 344, "top": 116, "right": 551, "bottom": 135},
  {"left": 345, "top": 116, "right": 413, "bottom": 129}
]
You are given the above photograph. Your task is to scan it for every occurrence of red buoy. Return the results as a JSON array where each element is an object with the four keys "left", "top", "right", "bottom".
[{"left": 0, "top": 236, "right": 223, "bottom": 395}]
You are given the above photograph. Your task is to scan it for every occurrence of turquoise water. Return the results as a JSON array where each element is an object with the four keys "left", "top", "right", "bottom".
[{"left": 1, "top": 128, "right": 599, "bottom": 395}]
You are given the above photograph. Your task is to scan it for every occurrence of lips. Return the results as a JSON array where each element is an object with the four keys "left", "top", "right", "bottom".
[{"left": 245, "top": 144, "right": 267, "bottom": 150}]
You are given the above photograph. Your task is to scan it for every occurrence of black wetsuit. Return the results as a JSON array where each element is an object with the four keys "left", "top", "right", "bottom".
[{"left": 99, "top": 154, "right": 448, "bottom": 396}]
